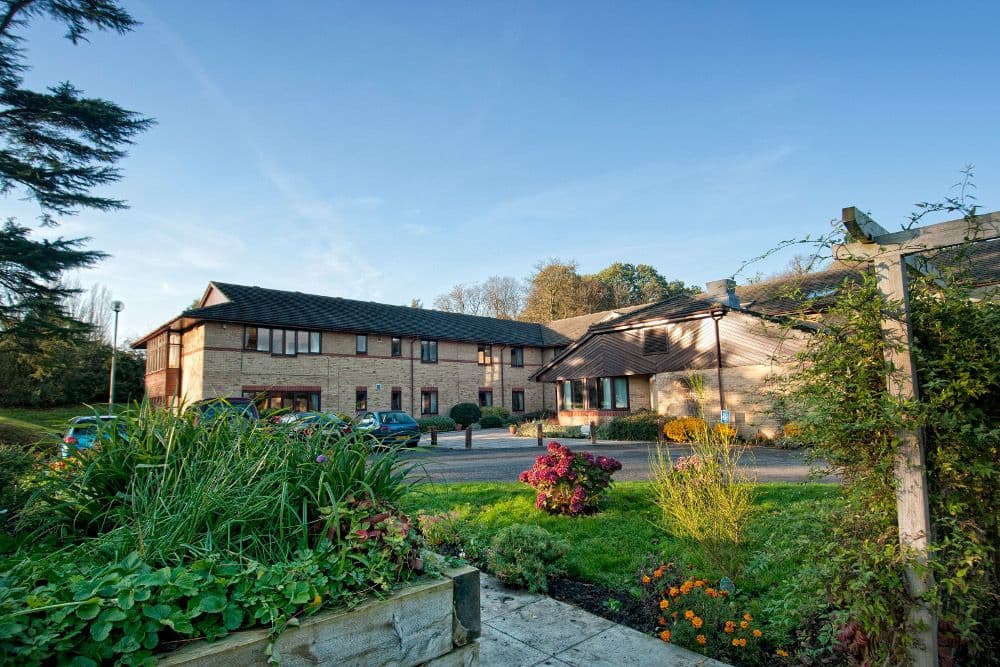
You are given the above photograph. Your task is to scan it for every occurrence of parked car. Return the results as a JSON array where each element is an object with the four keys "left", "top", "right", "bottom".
[
  {"left": 355, "top": 411, "right": 421, "bottom": 447},
  {"left": 61, "top": 415, "right": 126, "bottom": 457},
  {"left": 277, "top": 412, "right": 353, "bottom": 440},
  {"left": 189, "top": 397, "right": 260, "bottom": 425}
]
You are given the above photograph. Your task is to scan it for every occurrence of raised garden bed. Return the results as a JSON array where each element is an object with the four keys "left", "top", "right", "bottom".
[{"left": 159, "top": 564, "right": 480, "bottom": 667}]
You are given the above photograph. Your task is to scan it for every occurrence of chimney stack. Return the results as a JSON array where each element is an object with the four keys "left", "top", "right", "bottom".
[{"left": 705, "top": 278, "right": 740, "bottom": 310}]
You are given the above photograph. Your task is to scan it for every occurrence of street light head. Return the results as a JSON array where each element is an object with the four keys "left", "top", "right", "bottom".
[
  {"left": 111, "top": 300, "right": 125, "bottom": 312},
  {"left": 710, "top": 307, "right": 725, "bottom": 321}
]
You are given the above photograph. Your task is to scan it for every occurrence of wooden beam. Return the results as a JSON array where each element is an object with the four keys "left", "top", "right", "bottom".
[
  {"left": 836, "top": 211, "right": 1000, "bottom": 260},
  {"left": 874, "top": 252, "right": 937, "bottom": 667},
  {"left": 843, "top": 206, "right": 890, "bottom": 242}
]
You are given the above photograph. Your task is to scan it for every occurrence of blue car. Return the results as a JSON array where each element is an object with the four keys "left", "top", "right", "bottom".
[
  {"left": 355, "top": 411, "right": 421, "bottom": 447},
  {"left": 61, "top": 416, "right": 126, "bottom": 457}
]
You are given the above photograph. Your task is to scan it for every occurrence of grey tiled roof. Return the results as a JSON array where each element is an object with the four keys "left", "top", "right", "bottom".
[{"left": 184, "top": 282, "right": 568, "bottom": 347}]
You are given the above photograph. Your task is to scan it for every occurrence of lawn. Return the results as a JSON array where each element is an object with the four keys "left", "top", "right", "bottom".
[
  {"left": 401, "top": 481, "right": 841, "bottom": 647},
  {"left": 0, "top": 404, "right": 130, "bottom": 441}
]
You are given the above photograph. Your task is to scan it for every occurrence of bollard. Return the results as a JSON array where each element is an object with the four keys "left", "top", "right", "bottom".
[
  {"left": 590, "top": 420, "right": 597, "bottom": 445},
  {"left": 465, "top": 426, "right": 472, "bottom": 449},
  {"left": 431, "top": 426, "right": 437, "bottom": 446},
  {"left": 536, "top": 423, "right": 543, "bottom": 447}
]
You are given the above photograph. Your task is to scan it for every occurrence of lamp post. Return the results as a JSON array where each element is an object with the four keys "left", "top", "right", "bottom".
[
  {"left": 710, "top": 308, "right": 726, "bottom": 412},
  {"left": 109, "top": 300, "right": 124, "bottom": 414}
]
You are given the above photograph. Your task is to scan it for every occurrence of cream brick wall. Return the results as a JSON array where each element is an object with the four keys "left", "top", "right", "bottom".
[
  {"left": 175, "top": 323, "right": 554, "bottom": 416},
  {"left": 652, "top": 363, "right": 791, "bottom": 438}
]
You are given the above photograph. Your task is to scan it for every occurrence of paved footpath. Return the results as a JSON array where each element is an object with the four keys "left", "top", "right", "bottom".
[{"left": 480, "top": 573, "right": 728, "bottom": 666}]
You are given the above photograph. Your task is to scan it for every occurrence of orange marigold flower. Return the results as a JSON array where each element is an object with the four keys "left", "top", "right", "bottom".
[
  {"left": 696, "top": 634, "right": 707, "bottom": 645},
  {"left": 720, "top": 590, "right": 729, "bottom": 596},
  {"left": 776, "top": 649, "right": 790, "bottom": 657},
  {"left": 732, "top": 638, "right": 740, "bottom": 647},
  {"left": 669, "top": 587, "right": 680, "bottom": 597},
  {"left": 691, "top": 616, "right": 704, "bottom": 629},
  {"left": 739, "top": 638, "right": 747, "bottom": 647},
  {"left": 660, "top": 630, "right": 671, "bottom": 642},
  {"left": 684, "top": 610, "right": 695, "bottom": 620},
  {"left": 724, "top": 621, "right": 735, "bottom": 633},
  {"left": 694, "top": 579, "right": 705, "bottom": 587},
  {"left": 657, "top": 616, "right": 667, "bottom": 626},
  {"left": 705, "top": 587, "right": 715, "bottom": 595},
  {"left": 659, "top": 599, "right": 669, "bottom": 610},
  {"left": 642, "top": 575, "right": 651, "bottom": 584},
  {"left": 753, "top": 629, "right": 762, "bottom": 638},
  {"left": 740, "top": 620, "right": 750, "bottom": 630},
  {"left": 744, "top": 613, "right": 753, "bottom": 621},
  {"left": 653, "top": 568, "right": 664, "bottom": 579}
]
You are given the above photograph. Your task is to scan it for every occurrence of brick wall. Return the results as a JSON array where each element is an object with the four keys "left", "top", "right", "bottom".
[
  {"left": 652, "top": 363, "right": 791, "bottom": 438},
  {"left": 175, "top": 323, "right": 553, "bottom": 417}
]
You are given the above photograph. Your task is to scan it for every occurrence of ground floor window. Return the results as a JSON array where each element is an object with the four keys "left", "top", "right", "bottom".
[
  {"left": 421, "top": 389, "right": 438, "bottom": 415},
  {"left": 561, "top": 376, "right": 628, "bottom": 410},
  {"left": 478, "top": 389, "right": 493, "bottom": 407},
  {"left": 356, "top": 388, "right": 367, "bottom": 412},
  {"left": 391, "top": 388, "right": 402, "bottom": 411},
  {"left": 242, "top": 389, "right": 320, "bottom": 413},
  {"left": 511, "top": 389, "right": 525, "bottom": 412}
]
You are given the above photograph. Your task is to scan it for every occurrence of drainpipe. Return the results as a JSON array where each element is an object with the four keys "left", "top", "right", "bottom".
[
  {"left": 498, "top": 344, "right": 506, "bottom": 408},
  {"left": 710, "top": 308, "right": 726, "bottom": 412},
  {"left": 409, "top": 338, "right": 416, "bottom": 416}
]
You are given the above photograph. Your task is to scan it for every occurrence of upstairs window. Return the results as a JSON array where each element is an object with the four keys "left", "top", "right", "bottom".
[
  {"left": 510, "top": 347, "right": 524, "bottom": 367},
  {"left": 356, "top": 334, "right": 367, "bottom": 355},
  {"left": 244, "top": 326, "right": 320, "bottom": 355},
  {"left": 477, "top": 344, "right": 492, "bottom": 365},
  {"left": 421, "top": 340, "right": 438, "bottom": 363},
  {"left": 391, "top": 337, "right": 402, "bottom": 357}
]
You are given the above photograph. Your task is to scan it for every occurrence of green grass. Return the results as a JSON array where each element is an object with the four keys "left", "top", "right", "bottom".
[
  {"left": 402, "top": 481, "right": 841, "bottom": 642},
  {"left": 0, "top": 404, "right": 129, "bottom": 435}
]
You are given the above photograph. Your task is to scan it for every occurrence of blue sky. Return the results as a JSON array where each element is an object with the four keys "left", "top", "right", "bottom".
[{"left": 13, "top": 1, "right": 1000, "bottom": 340}]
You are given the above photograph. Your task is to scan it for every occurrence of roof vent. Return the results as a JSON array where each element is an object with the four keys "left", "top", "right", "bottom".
[{"left": 705, "top": 279, "right": 740, "bottom": 310}]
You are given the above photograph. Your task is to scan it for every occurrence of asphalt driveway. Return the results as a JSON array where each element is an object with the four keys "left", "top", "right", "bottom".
[{"left": 401, "top": 429, "right": 835, "bottom": 484}]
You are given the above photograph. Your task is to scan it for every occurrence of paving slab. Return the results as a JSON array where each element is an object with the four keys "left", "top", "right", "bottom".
[
  {"left": 479, "top": 623, "right": 554, "bottom": 667},
  {"left": 487, "top": 597, "right": 615, "bottom": 654},
  {"left": 480, "top": 574, "right": 545, "bottom": 621},
  {"left": 555, "top": 623, "right": 728, "bottom": 667}
]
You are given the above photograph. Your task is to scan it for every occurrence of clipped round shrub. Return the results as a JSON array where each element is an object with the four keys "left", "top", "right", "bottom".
[
  {"left": 486, "top": 523, "right": 569, "bottom": 593},
  {"left": 478, "top": 415, "right": 503, "bottom": 429},
  {"left": 449, "top": 402, "right": 482, "bottom": 428}
]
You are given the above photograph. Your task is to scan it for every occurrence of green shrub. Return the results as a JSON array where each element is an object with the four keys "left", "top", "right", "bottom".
[
  {"left": 417, "top": 416, "right": 456, "bottom": 433},
  {"left": 481, "top": 406, "right": 511, "bottom": 421},
  {"left": 449, "top": 403, "right": 482, "bottom": 428},
  {"left": 478, "top": 415, "right": 503, "bottom": 428},
  {"left": 486, "top": 524, "right": 569, "bottom": 593},
  {"left": 0, "top": 446, "right": 35, "bottom": 531},
  {"left": 513, "top": 420, "right": 587, "bottom": 439},
  {"left": 595, "top": 410, "right": 661, "bottom": 441}
]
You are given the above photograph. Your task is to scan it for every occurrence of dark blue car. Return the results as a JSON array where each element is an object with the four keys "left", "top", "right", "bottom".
[{"left": 356, "top": 411, "right": 421, "bottom": 447}]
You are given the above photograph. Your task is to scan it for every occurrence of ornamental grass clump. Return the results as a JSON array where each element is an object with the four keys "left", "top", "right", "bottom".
[
  {"left": 651, "top": 380, "right": 756, "bottom": 576},
  {"left": 640, "top": 561, "right": 779, "bottom": 665},
  {"left": 518, "top": 441, "right": 621, "bottom": 515}
]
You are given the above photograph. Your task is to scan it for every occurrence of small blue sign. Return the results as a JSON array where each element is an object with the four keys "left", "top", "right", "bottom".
[{"left": 720, "top": 409, "right": 731, "bottom": 424}]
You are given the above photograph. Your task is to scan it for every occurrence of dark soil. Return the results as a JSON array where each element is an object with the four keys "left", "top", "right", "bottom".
[{"left": 546, "top": 576, "right": 655, "bottom": 635}]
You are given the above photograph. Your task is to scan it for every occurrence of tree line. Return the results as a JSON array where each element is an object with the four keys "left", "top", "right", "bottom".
[{"left": 433, "top": 260, "right": 698, "bottom": 322}]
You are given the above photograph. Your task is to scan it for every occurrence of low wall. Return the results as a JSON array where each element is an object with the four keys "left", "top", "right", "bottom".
[{"left": 158, "top": 564, "right": 480, "bottom": 667}]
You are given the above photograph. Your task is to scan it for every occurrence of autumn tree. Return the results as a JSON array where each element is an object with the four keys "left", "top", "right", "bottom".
[{"left": 593, "top": 262, "right": 697, "bottom": 307}]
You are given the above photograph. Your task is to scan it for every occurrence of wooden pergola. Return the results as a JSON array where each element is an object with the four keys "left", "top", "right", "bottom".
[{"left": 834, "top": 207, "right": 1000, "bottom": 667}]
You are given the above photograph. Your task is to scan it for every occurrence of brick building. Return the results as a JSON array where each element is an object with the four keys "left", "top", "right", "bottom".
[{"left": 132, "top": 281, "right": 636, "bottom": 417}]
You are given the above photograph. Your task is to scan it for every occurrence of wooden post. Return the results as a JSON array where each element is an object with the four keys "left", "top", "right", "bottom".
[
  {"left": 536, "top": 423, "right": 543, "bottom": 447},
  {"left": 657, "top": 416, "right": 665, "bottom": 445},
  {"left": 590, "top": 420, "right": 597, "bottom": 444},
  {"left": 875, "top": 253, "right": 936, "bottom": 666},
  {"left": 430, "top": 426, "right": 437, "bottom": 446},
  {"left": 464, "top": 426, "right": 472, "bottom": 449}
]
